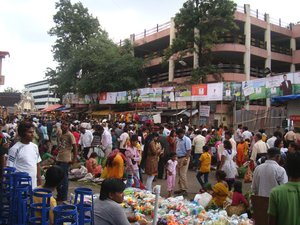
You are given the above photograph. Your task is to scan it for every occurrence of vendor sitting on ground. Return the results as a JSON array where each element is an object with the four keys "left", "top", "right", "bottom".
[
  {"left": 33, "top": 165, "right": 64, "bottom": 224},
  {"left": 94, "top": 178, "right": 147, "bottom": 225},
  {"left": 211, "top": 170, "right": 229, "bottom": 208},
  {"left": 86, "top": 152, "right": 102, "bottom": 177}
]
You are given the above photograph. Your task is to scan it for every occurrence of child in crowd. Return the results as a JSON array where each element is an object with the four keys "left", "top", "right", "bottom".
[
  {"left": 226, "top": 180, "right": 248, "bottom": 216},
  {"left": 86, "top": 152, "right": 102, "bottom": 177},
  {"left": 33, "top": 165, "right": 64, "bottom": 224},
  {"left": 166, "top": 152, "right": 178, "bottom": 197},
  {"left": 196, "top": 146, "right": 211, "bottom": 192}
]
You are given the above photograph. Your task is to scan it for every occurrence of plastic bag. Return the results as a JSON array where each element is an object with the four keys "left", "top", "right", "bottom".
[{"left": 194, "top": 192, "right": 212, "bottom": 208}]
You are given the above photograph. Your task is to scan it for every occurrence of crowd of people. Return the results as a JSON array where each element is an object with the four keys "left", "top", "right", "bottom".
[{"left": 0, "top": 116, "right": 300, "bottom": 224}]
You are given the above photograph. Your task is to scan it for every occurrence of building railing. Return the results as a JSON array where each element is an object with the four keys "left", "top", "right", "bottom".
[
  {"left": 271, "top": 44, "right": 292, "bottom": 55},
  {"left": 148, "top": 64, "right": 268, "bottom": 83},
  {"left": 133, "top": 22, "right": 171, "bottom": 41},
  {"left": 251, "top": 38, "right": 266, "bottom": 49},
  {"left": 218, "top": 34, "right": 245, "bottom": 45}
]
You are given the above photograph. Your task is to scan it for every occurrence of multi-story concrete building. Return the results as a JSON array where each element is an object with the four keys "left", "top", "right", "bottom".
[
  {"left": 0, "top": 51, "right": 9, "bottom": 86},
  {"left": 126, "top": 4, "right": 300, "bottom": 126},
  {"left": 24, "top": 80, "right": 60, "bottom": 110}
]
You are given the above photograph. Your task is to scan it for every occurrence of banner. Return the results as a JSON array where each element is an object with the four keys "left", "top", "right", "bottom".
[
  {"left": 149, "top": 87, "right": 163, "bottom": 102},
  {"left": 99, "top": 92, "right": 117, "bottom": 104},
  {"left": 199, "top": 105, "right": 210, "bottom": 117},
  {"left": 266, "top": 73, "right": 294, "bottom": 97},
  {"left": 116, "top": 91, "right": 127, "bottom": 104},
  {"left": 137, "top": 88, "right": 151, "bottom": 102},
  {"left": 223, "top": 82, "right": 242, "bottom": 101},
  {"left": 192, "top": 83, "right": 223, "bottom": 101},
  {"left": 249, "top": 78, "right": 267, "bottom": 100},
  {"left": 162, "top": 87, "right": 175, "bottom": 102},
  {"left": 293, "top": 72, "right": 300, "bottom": 94},
  {"left": 175, "top": 86, "right": 192, "bottom": 101}
]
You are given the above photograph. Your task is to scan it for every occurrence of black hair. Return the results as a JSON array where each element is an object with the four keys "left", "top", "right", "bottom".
[
  {"left": 286, "top": 152, "right": 300, "bottom": 179},
  {"left": 89, "top": 152, "right": 98, "bottom": 158},
  {"left": 130, "top": 134, "right": 139, "bottom": 142},
  {"left": 267, "top": 147, "right": 281, "bottom": 158},
  {"left": 44, "top": 165, "right": 64, "bottom": 188},
  {"left": 255, "top": 133, "right": 262, "bottom": 140},
  {"left": 176, "top": 128, "right": 185, "bottom": 135},
  {"left": 273, "top": 131, "right": 282, "bottom": 139},
  {"left": 233, "top": 180, "right": 242, "bottom": 193},
  {"left": 152, "top": 132, "right": 159, "bottom": 137},
  {"left": 203, "top": 145, "right": 209, "bottom": 152},
  {"left": 100, "top": 178, "right": 126, "bottom": 200},
  {"left": 243, "top": 126, "right": 248, "bottom": 131},
  {"left": 169, "top": 130, "right": 176, "bottom": 136},
  {"left": 169, "top": 152, "right": 177, "bottom": 158},
  {"left": 223, "top": 140, "right": 232, "bottom": 150},
  {"left": 225, "top": 131, "right": 232, "bottom": 137},
  {"left": 17, "top": 122, "right": 34, "bottom": 138},
  {"left": 274, "top": 138, "right": 283, "bottom": 148},
  {"left": 289, "top": 142, "right": 298, "bottom": 150},
  {"left": 216, "top": 170, "right": 226, "bottom": 180}
]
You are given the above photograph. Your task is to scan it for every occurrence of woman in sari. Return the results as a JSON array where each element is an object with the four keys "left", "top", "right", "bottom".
[
  {"left": 212, "top": 170, "right": 229, "bottom": 208},
  {"left": 106, "top": 149, "right": 126, "bottom": 179}
]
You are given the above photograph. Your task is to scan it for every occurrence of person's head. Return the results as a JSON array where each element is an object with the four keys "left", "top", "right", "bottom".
[
  {"left": 283, "top": 74, "right": 287, "bottom": 81},
  {"left": 233, "top": 180, "right": 242, "bottom": 194},
  {"left": 286, "top": 151, "right": 300, "bottom": 179},
  {"left": 18, "top": 122, "right": 35, "bottom": 142},
  {"left": 79, "top": 126, "right": 86, "bottom": 134},
  {"left": 258, "top": 128, "right": 265, "bottom": 134},
  {"left": 274, "top": 138, "right": 283, "bottom": 148},
  {"left": 130, "top": 134, "right": 139, "bottom": 146},
  {"left": 267, "top": 147, "right": 281, "bottom": 162},
  {"left": 61, "top": 120, "right": 70, "bottom": 133},
  {"left": 203, "top": 145, "right": 209, "bottom": 152},
  {"left": 243, "top": 126, "right": 248, "bottom": 131},
  {"left": 288, "top": 142, "right": 298, "bottom": 154},
  {"left": 254, "top": 133, "right": 262, "bottom": 142},
  {"left": 216, "top": 170, "right": 226, "bottom": 181},
  {"left": 273, "top": 131, "right": 282, "bottom": 139},
  {"left": 44, "top": 165, "right": 64, "bottom": 189},
  {"left": 89, "top": 152, "right": 98, "bottom": 159},
  {"left": 99, "top": 178, "right": 126, "bottom": 203},
  {"left": 169, "top": 152, "right": 177, "bottom": 161},
  {"left": 176, "top": 128, "right": 185, "bottom": 139},
  {"left": 223, "top": 140, "right": 232, "bottom": 150},
  {"left": 238, "top": 124, "right": 242, "bottom": 129},
  {"left": 159, "top": 126, "right": 164, "bottom": 135},
  {"left": 225, "top": 131, "right": 232, "bottom": 140},
  {"left": 169, "top": 130, "right": 176, "bottom": 137},
  {"left": 152, "top": 132, "right": 159, "bottom": 141}
]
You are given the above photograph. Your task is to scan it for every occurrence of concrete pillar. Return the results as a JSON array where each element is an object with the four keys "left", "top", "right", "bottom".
[
  {"left": 193, "top": 28, "right": 199, "bottom": 69},
  {"left": 244, "top": 4, "right": 251, "bottom": 110},
  {"left": 168, "top": 17, "right": 176, "bottom": 82},
  {"left": 290, "top": 38, "right": 296, "bottom": 72},
  {"left": 265, "top": 14, "right": 271, "bottom": 107},
  {"left": 0, "top": 58, "right": 2, "bottom": 75},
  {"left": 130, "top": 34, "right": 135, "bottom": 56}
]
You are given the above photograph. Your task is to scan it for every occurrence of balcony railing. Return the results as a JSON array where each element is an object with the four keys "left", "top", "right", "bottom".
[
  {"left": 251, "top": 38, "right": 266, "bottom": 49},
  {"left": 218, "top": 35, "right": 245, "bottom": 45},
  {"left": 271, "top": 44, "right": 292, "bottom": 55},
  {"left": 147, "top": 64, "right": 268, "bottom": 83}
]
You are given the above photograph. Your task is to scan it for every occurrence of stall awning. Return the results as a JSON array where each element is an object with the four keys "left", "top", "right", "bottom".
[
  {"left": 272, "top": 94, "right": 300, "bottom": 103},
  {"left": 41, "top": 104, "right": 63, "bottom": 112},
  {"left": 91, "top": 110, "right": 112, "bottom": 116}
]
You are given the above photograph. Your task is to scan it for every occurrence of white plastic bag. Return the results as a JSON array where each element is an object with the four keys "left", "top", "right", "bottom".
[{"left": 194, "top": 192, "right": 212, "bottom": 208}]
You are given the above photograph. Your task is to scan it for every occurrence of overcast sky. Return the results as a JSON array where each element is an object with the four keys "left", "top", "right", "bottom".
[{"left": 0, "top": 0, "right": 299, "bottom": 91}]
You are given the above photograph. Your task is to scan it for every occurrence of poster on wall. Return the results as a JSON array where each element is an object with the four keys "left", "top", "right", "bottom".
[
  {"left": 249, "top": 78, "right": 267, "bottom": 100},
  {"left": 242, "top": 80, "right": 254, "bottom": 97},
  {"left": 223, "top": 82, "right": 243, "bottom": 101},
  {"left": 116, "top": 91, "right": 127, "bottom": 104},
  {"left": 99, "top": 92, "right": 117, "bottom": 104},
  {"left": 137, "top": 88, "right": 151, "bottom": 102},
  {"left": 191, "top": 83, "right": 223, "bottom": 101},
  {"left": 149, "top": 87, "right": 163, "bottom": 102},
  {"left": 265, "top": 73, "right": 294, "bottom": 97},
  {"left": 162, "top": 87, "right": 175, "bottom": 102},
  {"left": 175, "top": 86, "right": 192, "bottom": 101},
  {"left": 293, "top": 72, "right": 300, "bottom": 94}
]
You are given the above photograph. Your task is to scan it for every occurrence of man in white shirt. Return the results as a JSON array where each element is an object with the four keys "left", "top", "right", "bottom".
[
  {"left": 79, "top": 126, "right": 93, "bottom": 159},
  {"left": 7, "top": 122, "right": 42, "bottom": 189},
  {"left": 118, "top": 128, "right": 129, "bottom": 152},
  {"left": 252, "top": 147, "right": 288, "bottom": 197},
  {"left": 234, "top": 124, "right": 243, "bottom": 143},
  {"left": 99, "top": 125, "right": 113, "bottom": 157},
  {"left": 192, "top": 129, "right": 206, "bottom": 169},
  {"left": 242, "top": 126, "right": 252, "bottom": 141},
  {"left": 267, "top": 131, "right": 282, "bottom": 148},
  {"left": 250, "top": 133, "right": 269, "bottom": 162}
]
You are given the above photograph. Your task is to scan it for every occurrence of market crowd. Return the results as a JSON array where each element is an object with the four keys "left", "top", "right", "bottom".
[{"left": 0, "top": 116, "right": 300, "bottom": 225}]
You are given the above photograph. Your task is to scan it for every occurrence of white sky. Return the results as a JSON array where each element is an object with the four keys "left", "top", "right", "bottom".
[{"left": 0, "top": 0, "right": 299, "bottom": 91}]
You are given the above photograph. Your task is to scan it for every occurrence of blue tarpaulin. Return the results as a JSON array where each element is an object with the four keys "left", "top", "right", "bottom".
[{"left": 272, "top": 94, "right": 300, "bottom": 103}]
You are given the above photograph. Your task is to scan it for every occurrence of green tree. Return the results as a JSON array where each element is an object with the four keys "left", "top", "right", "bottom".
[
  {"left": 47, "top": 0, "right": 144, "bottom": 97},
  {"left": 166, "top": 0, "right": 237, "bottom": 83}
]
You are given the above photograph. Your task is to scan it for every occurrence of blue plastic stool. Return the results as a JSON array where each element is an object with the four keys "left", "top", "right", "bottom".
[
  {"left": 11, "top": 172, "right": 32, "bottom": 225},
  {"left": 29, "top": 188, "right": 53, "bottom": 225},
  {"left": 53, "top": 205, "right": 78, "bottom": 225},
  {"left": 0, "top": 167, "right": 16, "bottom": 224},
  {"left": 73, "top": 187, "right": 94, "bottom": 225}
]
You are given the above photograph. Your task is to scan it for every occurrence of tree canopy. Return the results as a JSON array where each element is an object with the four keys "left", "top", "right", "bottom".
[
  {"left": 166, "top": 0, "right": 237, "bottom": 83},
  {"left": 47, "top": 0, "right": 144, "bottom": 97},
  {"left": 3, "top": 87, "right": 20, "bottom": 93}
]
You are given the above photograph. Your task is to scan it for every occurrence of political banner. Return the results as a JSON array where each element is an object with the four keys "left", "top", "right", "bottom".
[
  {"left": 137, "top": 88, "right": 151, "bottom": 102},
  {"left": 192, "top": 83, "right": 223, "bottom": 101},
  {"left": 249, "top": 78, "right": 267, "bottom": 100},
  {"left": 266, "top": 73, "right": 294, "bottom": 97},
  {"left": 242, "top": 81, "right": 254, "bottom": 97},
  {"left": 175, "top": 86, "right": 192, "bottom": 101},
  {"left": 223, "top": 82, "right": 242, "bottom": 101},
  {"left": 116, "top": 91, "right": 127, "bottom": 104},
  {"left": 293, "top": 72, "right": 300, "bottom": 94},
  {"left": 162, "top": 86, "right": 175, "bottom": 102},
  {"left": 99, "top": 92, "right": 117, "bottom": 104},
  {"left": 149, "top": 87, "right": 163, "bottom": 102}
]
